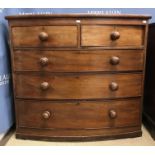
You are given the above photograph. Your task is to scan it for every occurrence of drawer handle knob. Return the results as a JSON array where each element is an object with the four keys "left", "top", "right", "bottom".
[
  {"left": 110, "top": 56, "right": 120, "bottom": 65},
  {"left": 109, "top": 82, "right": 119, "bottom": 91},
  {"left": 40, "top": 82, "right": 49, "bottom": 90},
  {"left": 40, "top": 57, "right": 49, "bottom": 66},
  {"left": 42, "top": 111, "right": 51, "bottom": 119},
  {"left": 39, "top": 32, "right": 48, "bottom": 41},
  {"left": 109, "top": 110, "right": 117, "bottom": 119},
  {"left": 111, "top": 31, "right": 120, "bottom": 40}
]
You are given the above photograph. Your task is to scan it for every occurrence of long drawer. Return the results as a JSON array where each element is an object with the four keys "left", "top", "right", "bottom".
[
  {"left": 12, "top": 26, "right": 78, "bottom": 48},
  {"left": 17, "top": 99, "right": 141, "bottom": 129},
  {"left": 15, "top": 73, "right": 142, "bottom": 99},
  {"left": 14, "top": 50, "right": 144, "bottom": 72},
  {"left": 81, "top": 25, "right": 144, "bottom": 47}
]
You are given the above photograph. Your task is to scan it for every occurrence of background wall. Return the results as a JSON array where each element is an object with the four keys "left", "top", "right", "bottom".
[
  {"left": 0, "top": 22, "right": 13, "bottom": 140},
  {"left": 0, "top": 8, "right": 155, "bottom": 140}
]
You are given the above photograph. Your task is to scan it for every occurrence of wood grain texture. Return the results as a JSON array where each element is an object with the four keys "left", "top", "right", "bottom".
[
  {"left": 5, "top": 14, "right": 151, "bottom": 19},
  {"left": 15, "top": 73, "right": 142, "bottom": 100},
  {"left": 13, "top": 50, "right": 144, "bottom": 72},
  {"left": 16, "top": 99, "right": 141, "bottom": 129},
  {"left": 16, "top": 125, "right": 142, "bottom": 141},
  {"left": 8, "top": 18, "right": 148, "bottom": 27},
  {"left": 82, "top": 25, "right": 144, "bottom": 47},
  {"left": 6, "top": 14, "right": 150, "bottom": 141},
  {"left": 12, "top": 26, "right": 78, "bottom": 48}
]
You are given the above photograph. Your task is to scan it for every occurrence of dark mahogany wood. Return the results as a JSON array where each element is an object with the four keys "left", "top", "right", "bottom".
[
  {"left": 143, "top": 23, "right": 155, "bottom": 140},
  {"left": 12, "top": 26, "right": 78, "bottom": 48},
  {"left": 15, "top": 73, "right": 142, "bottom": 100},
  {"left": 16, "top": 125, "right": 142, "bottom": 141},
  {"left": 81, "top": 25, "right": 144, "bottom": 47},
  {"left": 5, "top": 14, "right": 151, "bottom": 19},
  {"left": 16, "top": 99, "right": 140, "bottom": 129},
  {"left": 13, "top": 50, "right": 144, "bottom": 72},
  {"left": 6, "top": 14, "right": 150, "bottom": 141}
]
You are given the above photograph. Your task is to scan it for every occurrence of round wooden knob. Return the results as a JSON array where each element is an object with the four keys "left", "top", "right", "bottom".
[
  {"left": 110, "top": 56, "right": 120, "bottom": 65},
  {"left": 42, "top": 111, "right": 51, "bottom": 119},
  {"left": 40, "top": 57, "right": 49, "bottom": 66},
  {"left": 39, "top": 32, "right": 48, "bottom": 41},
  {"left": 109, "top": 110, "right": 117, "bottom": 119},
  {"left": 111, "top": 31, "right": 120, "bottom": 40},
  {"left": 109, "top": 82, "right": 119, "bottom": 91},
  {"left": 40, "top": 82, "right": 49, "bottom": 90}
]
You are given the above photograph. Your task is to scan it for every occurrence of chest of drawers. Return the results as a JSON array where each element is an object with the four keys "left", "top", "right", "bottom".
[{"left": 6, "top": 14, "right": 151, "bottom": 141}]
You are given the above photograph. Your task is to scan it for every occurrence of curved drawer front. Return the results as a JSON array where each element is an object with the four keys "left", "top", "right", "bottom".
[
  {"left": 14, "top": 50, "right": 144, "bottom": 72},
  {"left": 17, "top": 99, "right": 141, "bottom": 129},
  {"left": 12, "top": 26, "right": 78, "bottom": 48},
  {"left": 15, "top": 73, "right": 142, "bottom": 99},
  {"left": 81, "top": 25, "right": 144, "bottom": 47}
]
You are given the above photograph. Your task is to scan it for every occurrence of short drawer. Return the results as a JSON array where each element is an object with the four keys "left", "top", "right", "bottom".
[
  {"left": 17, "top": 99, "right": 141, "bottom": 129},
  {"left": 12, "top": 26, "right": 78, "bottom": 47},
  {"left": 81, "top": 25, "right": 144, "bottom": 47},
  {"left": 14, "top": 50, "right": 144, "bottom": 72},
  {"left": 15, "top": 73, "right": 142, "bottom": 100}
]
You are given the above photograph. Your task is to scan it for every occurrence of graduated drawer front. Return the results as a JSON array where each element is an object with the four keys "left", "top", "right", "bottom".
[
  {"left": 17, "top": 99, "right": 141, "bottom": 129},
  {"left": 15, "top": 73, "right": 142, "bottom": 99},
  {"left": 81, "top": 25, "right": 144, "bottom": 47},
  {"left": 14, "top": 50, "right": 144, "bottom": 72},
  {"left": 12, "top": 26, "right": 78, "bottom": 47}
]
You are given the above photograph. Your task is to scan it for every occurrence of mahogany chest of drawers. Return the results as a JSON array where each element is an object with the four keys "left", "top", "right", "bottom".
[{"left": 6, "top": 14, "right": 151, "bottom": 141}]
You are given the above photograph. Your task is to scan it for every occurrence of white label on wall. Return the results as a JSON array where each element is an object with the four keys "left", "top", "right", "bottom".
[
  {"left": 87, "top": 10, "right": 121, "bottom": 15},
  {"left": 19, "top": 11, "right": 53, "bottom": 15},
  {"left": 0, "top": 74, "right": 10, "bottom": 86}
]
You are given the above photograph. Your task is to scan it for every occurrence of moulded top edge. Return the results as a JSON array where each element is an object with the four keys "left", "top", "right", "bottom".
[{"left": 5, "top": 13, "right": 152, "bottom": 20}]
